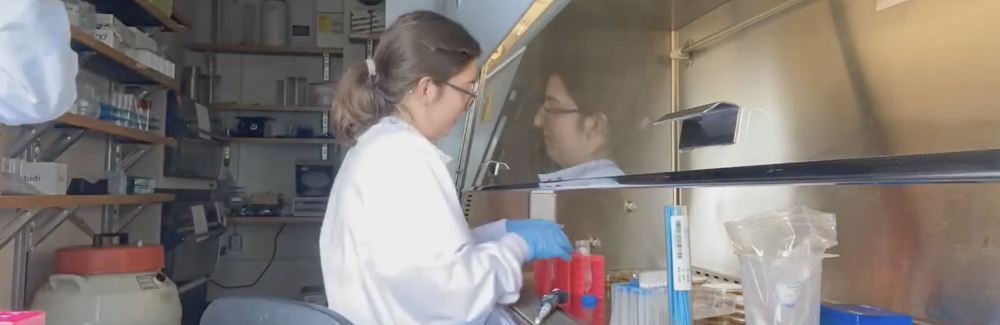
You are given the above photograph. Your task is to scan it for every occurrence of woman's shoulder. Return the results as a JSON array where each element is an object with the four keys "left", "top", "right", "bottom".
[
  {"left": 343, "top": 125, "right": 439, "bottom": 176},
  {"left": 354, "top": 126, "right": 431, "bottom": 159}
]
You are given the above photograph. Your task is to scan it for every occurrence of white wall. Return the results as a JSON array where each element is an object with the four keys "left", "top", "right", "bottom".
[
  {"left": 386, "top": 0, "right": 446, "bottom": 25},
  {"left": 197, "top": 0, "right": 382, "bottom": 300},
  {"left": 208, "top": 224, "right": 323, "bottom": 300}
]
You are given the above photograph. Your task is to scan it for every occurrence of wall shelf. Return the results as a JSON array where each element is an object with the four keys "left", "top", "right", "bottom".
[
  {"left": 230, "top": 137, "right": 351, "bottom": 145},
  {"left": 349, "top": 34, "right": 381, "bottom": 40},
  {"left": 213, "top": 104, "right": 330, "bottom": 113},
  {"left": 56, "top": 114, "right": 178, "bottom": 147},
  {"left": 84, "top": 0, "right": 186, "bottom": 32},
  {"left": 229, "top": 216, "right": 323, "bottom": 224},
  {"left": 70, "top": 27, "right": 180, "bottom": 90},
  {"left": 348, "top": 34, "right": 381, "bottom": 45},
  {"left": 476, "top": 148, "right": 1000, "bottom": 191},
  {"left": 0, "top": 194, "right": 175, "bottom": 209},
  {"left": 188, "top": 44, "right": 344, "bottom": 56}
]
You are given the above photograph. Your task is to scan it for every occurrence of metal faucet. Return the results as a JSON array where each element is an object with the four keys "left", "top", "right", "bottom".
[{"left": 534, "top": 288, "right": 568, "bottom": 325}]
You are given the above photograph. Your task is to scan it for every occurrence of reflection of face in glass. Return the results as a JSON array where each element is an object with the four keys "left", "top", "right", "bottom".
[{"left": 534, "top": 74, "right": 609, "bottom": 168}]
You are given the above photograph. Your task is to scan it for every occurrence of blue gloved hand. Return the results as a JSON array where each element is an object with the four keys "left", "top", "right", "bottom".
[
  {"left": 506, "top": 219, "right": 563, "bottom": 233},
  {"left": 510, "top": 227, "right": 573, "bottom": 262}
]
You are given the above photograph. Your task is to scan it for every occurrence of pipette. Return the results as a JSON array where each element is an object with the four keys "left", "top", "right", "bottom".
[{"left": 535, "top": 288, "right": 568, "bottom": 324}]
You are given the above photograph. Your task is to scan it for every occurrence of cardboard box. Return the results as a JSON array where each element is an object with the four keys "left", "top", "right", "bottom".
[
  {"left": 128, "top": 48, "right": 156, "bottom": 68},
  {"left": 131, "top": 27, "right": 158, "bottom": 52},
  {"left": 250, "top": 192, "right": 281, "bottom": 206},
  {"left": 21, "top": 162, "right": 68, "bottom": 195},
  {"left": 93, "top": 29, "right": 128, "bottom": 50},
  {"left": 94, "top": 14, "right": 134, "bottom": 51},
  {"left": 95, "top": 14, "right": 127, "bottom": 32}
]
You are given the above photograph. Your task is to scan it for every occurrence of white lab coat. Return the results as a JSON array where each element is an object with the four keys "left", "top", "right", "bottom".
[
  {"left": 0, "top": 0, "right": 78, "bottom": 125},
  {"left": 538, "top": 159, "right": 625, "bottom": 189},
  {"left": 320, "top": 117, "right": 529, "bottom": 325}
]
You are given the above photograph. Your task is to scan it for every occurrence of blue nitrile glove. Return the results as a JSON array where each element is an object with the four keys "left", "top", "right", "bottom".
[
  {"left": 506, "top": 219, "right": 563, "bottom": 233},
  {"left": 510, "top": 227, "right": 573, "bottom": 262}
]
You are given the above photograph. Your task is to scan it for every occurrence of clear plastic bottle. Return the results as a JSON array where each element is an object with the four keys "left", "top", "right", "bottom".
[
  {"left": 74, "top": 82, "right": 100, "bottom": 119},
  {"left": 580, "top": 294, "right": 598, "bottom": 324}
]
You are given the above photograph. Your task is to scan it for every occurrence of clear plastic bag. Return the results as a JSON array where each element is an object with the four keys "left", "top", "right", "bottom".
[
  {"left": 724, "top": 206, "right": 838, "bottom": 325},
  {"left": 724, "top": 206, "right": 837, "bottom": 258},
  {"left": 739, "top": 255, "right": 826, "bottom": 325}
]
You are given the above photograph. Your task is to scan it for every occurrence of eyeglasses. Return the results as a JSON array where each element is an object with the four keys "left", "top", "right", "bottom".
[
  {"left": 540, "top": 105, "right": 580, "bottom": 115},
  {"left": 445, "top": 82, "right": 478, "bottom": 108}
]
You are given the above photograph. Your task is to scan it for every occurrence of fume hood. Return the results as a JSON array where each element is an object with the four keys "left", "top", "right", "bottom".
[
  {"left": 459, "top": 0, "right": 1000, "bottom": 324},
  {"left": 444, "top": 0, "right": 740, "bottom": 192}
]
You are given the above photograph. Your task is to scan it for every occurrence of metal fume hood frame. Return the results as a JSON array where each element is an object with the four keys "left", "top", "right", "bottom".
[
  {"left": 474, "top": 148, "right": 1000, "bottom": 191},
  {"left": 670, "top": 0, "right": 812, "bottom": 60}
]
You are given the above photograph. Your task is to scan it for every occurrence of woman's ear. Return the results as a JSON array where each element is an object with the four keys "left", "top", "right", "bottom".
[
  {"left": 585, "top": 113, "right": 610, "bottom": 137},
  {"left": 413, "top": 76, "right": 431, "bottom": 104},
  {"left": 415, "top": 76, "right": 440, "bottom": 105}
]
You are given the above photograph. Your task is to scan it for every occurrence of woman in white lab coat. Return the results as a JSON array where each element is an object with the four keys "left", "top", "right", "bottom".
[{"left": 320, "top": 11, "right": 573, "bottom": 325}]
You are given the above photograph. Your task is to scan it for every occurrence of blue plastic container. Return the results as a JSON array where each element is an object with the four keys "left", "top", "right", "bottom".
[{"left": 820, "top": 304, "right": 913, "bottom": 325}]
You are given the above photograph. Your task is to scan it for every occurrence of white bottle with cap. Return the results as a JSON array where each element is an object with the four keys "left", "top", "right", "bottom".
[{"left": 261, "top": 0, "right": 289, "bottom": 46}]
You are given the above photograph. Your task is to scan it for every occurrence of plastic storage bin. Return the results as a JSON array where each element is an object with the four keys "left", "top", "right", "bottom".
[
  {"left": 610, "top": 281, "right": 736, "bottom": 325},
  {"left": 820, "top": 304, "right": 912, "bottom": 325},
  {"left": 611, "top": 281, "right": 670, "bottom": 325}
]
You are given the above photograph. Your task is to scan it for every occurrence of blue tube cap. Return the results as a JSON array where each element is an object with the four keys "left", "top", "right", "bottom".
[{"left": 581, "top": 295, "right": 598, "bottom": 308}]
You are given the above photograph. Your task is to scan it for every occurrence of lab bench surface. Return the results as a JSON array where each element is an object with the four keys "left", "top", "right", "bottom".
[{"left": 507, "top": 275, "right": 586, "bottom": 325}]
